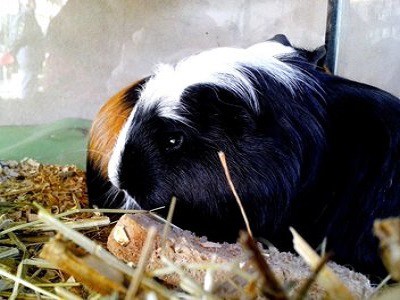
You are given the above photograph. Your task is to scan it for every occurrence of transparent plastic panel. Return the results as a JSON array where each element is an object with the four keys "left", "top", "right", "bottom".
[
  {"left": 337, "top": 0, "right": 400, "bottom": 97},
  {"left": 0, "top": 0, "right": 328, "bottom": 126}
]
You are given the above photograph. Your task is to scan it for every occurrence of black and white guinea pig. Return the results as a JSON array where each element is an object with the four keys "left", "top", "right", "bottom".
[{"left": 87, "top": 34, "right": 400, "bottom": 279}]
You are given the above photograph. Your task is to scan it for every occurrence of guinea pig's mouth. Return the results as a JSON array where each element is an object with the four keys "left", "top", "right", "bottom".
[{"left": 120, "top": 190, "right": 142, "bottom": 210}]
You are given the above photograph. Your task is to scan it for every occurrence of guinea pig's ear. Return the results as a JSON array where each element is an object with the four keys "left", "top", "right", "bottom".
[
  {"left": 306, "top": 45, "right": 327, "bottom": 69},
  {"left": 293, "top": 44, "right": 327, "bottom": 70},
  {"left": 268, "top": 34, "right": 292, "bottom": 47}
]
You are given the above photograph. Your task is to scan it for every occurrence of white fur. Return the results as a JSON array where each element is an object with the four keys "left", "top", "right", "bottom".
[
  {"left": 108, "top": 106, "right": 137, "bottom": 188},
  {"left": 122, "top": 190, "right": 141, "bottom": 209},
  {"left": 137, "top": 41, "right": 298, "bottom": 122}
]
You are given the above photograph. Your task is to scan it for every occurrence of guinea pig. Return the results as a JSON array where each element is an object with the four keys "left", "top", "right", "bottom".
[{"left": 87, "top": 34, "right": 400, "bottom": 279}]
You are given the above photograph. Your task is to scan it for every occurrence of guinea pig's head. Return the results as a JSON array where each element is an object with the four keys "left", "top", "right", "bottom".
[{"left": 106, "top": 38, "right": 326, "bottom": 240}]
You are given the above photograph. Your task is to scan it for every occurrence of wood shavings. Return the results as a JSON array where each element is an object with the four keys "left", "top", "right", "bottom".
[
  {"left": 0, "top": 159, "right": 88, "bottom": 223},
  {"left": 0, "top": 159, "right": 110, "bottom": 298},
  {"left": 374, "top": 218, "right": 400, "bottom": 281},
  {"left": 113, "top": 225, "right": 129, "bottom": 246}
]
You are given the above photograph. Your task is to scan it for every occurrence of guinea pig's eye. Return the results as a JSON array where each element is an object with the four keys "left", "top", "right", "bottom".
[{"left": 162, "top": 132, "right": 184, "bottom": 152}]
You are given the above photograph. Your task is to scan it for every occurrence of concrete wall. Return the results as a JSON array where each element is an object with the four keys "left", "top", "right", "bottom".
[{"left": 0, "top": 0, "right": 328, "bottom": 125}]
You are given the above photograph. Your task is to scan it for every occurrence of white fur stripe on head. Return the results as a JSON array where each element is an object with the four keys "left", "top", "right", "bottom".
[{"left": 137, "top": 41, "right": 300, "bottom": 122}]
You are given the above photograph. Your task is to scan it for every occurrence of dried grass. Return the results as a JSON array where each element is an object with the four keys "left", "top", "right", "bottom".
[{"left": 0, "top": 158, "right": 399, "bottom": 299}]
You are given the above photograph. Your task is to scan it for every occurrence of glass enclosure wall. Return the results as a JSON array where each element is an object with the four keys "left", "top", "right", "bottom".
[
  {"left": 1, "top": 1, "right": 399, "bottom": 127},
  {"left": 337, "top": 0, "right": 400, "bottom": 97},
  {"left": 0, "top": 0, "right": 328, "bottom": 125}
]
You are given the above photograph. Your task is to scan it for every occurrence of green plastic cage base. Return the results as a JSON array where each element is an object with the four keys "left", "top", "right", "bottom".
[{"left": 0, "top": 118, "right": 91, "bottom": 169}]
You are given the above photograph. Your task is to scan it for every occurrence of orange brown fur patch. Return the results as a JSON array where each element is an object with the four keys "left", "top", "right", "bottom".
[{"left": 88, "top": 81, "right": 141, "bottom": 179}]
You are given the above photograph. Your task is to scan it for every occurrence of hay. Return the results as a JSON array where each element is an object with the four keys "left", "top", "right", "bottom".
[{"left": 0, "top": 158, "right": 398, "bottom": 299}]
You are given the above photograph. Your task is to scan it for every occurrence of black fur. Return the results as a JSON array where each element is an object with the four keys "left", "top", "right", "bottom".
[
  {"left": 88, "top": 39, "right": 400, "bottom": 280},
  {"left": 269, "top": 34, "right": 327, "bottom": 69}
]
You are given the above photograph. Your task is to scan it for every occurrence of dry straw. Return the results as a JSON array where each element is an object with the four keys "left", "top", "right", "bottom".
[{"left": 0, "top": 159, "right": 399, "bottom": 299}]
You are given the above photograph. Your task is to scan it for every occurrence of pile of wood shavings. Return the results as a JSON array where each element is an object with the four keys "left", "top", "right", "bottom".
[
  {"left": 0, "top": 159, "right": 114, "bottom": 299},
  {"left": 0, "top": 158, "right": 88, "bottom": 222}
]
